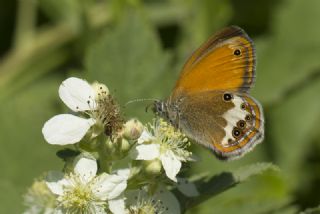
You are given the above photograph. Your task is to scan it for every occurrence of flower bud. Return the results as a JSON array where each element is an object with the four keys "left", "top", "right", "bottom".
[
  {"left": 120, "top": 138, "right": 131, "bottom": 153},
  {"left": 144, "top": 159, "right": 162, "bottom": 176},
  {"left": 123, "top": 119, "right": 144, "bottom": 140}
]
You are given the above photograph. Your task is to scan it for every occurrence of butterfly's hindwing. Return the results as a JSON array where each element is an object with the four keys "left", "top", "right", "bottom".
[{"left": 173, "top": 92, "right": 264, "bottom": 160}]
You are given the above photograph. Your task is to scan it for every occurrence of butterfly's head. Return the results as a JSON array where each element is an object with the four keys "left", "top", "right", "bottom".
[
  {"left": 153, "top": 100, "right": 166, "bottom": 116},
  {"left": 153, "top": 100, "right": 180, "bottom": 128}
]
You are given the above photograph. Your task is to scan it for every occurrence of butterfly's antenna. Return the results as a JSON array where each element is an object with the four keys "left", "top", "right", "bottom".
[
  {"left": 125, "top": 98, "right": 158, "bottom": 106},
  {"left": 125, "top": 98, "right": 159, "bottom": 113},
  {"left": 124, "top": 98, "right": 160, "bottom": 112}
]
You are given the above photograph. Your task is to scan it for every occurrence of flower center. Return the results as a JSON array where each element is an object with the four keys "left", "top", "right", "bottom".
[
  {"left": 129, "top": 198, "right": 165, "bottom": 214},
  {"left": 88, "top": 85, "right": 124, "bottom": 137},
  {"left": 58, "top": 176, "right": 98, "bottom": 212},
  {"left": 152, "top": 119, "right": 191, "bottom": 159}
]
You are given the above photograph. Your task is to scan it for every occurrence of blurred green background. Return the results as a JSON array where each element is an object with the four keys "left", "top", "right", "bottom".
[{"left": 1, "top": 0, "right": 320, "bottom": 213}]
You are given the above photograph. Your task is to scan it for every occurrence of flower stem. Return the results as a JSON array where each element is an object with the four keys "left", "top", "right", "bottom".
[{"left": 97, "top": 138, "right": 112, "bottom": 173}]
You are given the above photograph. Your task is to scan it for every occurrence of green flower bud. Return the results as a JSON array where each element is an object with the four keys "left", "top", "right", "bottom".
[
  {"left": 123, "top": 119, "right": 144, "bottom": 140},
  {"left": 144, "top": 159, "right": 162, "bottom": 176},
  {"left": 120, "top": 138, "right": 131, "bottom": 153}
]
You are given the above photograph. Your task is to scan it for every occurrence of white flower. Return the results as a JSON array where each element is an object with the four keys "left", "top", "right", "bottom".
[
  {"left": 131, "top": 119, "right": 192, "bottom": 182},
  {"left": 23, "top": 180, "right": 56, "bottom": 214},
  {"left": 46, "top": 155, "right": 130, "bottom": 214},
  {"left": 127, "top": 186, "right": 180, "bottom": 214},
  {"left": 42, "top": 77, "right": 119, "bottom": 145}
]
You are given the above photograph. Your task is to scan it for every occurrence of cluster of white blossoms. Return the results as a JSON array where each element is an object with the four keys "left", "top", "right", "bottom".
[
  {"left": 131, "top": 119, "right": 194, "bottom": 182},
  {"left": 24, "top": 77, "right": 199, "bottom": 214}
]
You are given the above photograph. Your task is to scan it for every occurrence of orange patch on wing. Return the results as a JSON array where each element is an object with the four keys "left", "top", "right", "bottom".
[{"left": 172, "top": 29, "right": 256, "bottom": 98}]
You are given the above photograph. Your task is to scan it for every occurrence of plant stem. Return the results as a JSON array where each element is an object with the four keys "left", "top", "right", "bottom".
[
  {"left": 14, "top": 0, "right": 37, "bottom": 48},
  {"left": 0, "top": 2, "right": 112, "bottom": 92},
  {"left": 97, "top": 138, "right": 112, "bottom": 173}
]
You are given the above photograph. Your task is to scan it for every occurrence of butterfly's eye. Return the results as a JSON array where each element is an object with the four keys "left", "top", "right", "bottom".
[
  {"left": 234, "top": 49, "right": 241, "bottom": 56},
  {"left": 232, "top": 128, "right": 242, "bottom": 138},
  {"left": 237, "top": 120, "right": 246, "bottom": 129},
  {"left": 223, "top": 93, "right": 233, "bottom": 102}
]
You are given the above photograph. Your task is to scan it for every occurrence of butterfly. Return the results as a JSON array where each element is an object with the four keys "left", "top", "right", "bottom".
[{"left": 154, "top": 26, "right": 264, "bottom": 160}]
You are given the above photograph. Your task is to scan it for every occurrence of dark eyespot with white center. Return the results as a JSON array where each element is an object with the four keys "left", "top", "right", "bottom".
[
  {"left": 232, "top": 128, "right": 241, "bottom": 138},
  {"left": 245, "top": 114, "right": 252, "bottom": 122},
  {"left": 234, "top": 49, "right": 241, "bottom": 56},
  {"left": 223, "top": 93, "right": 233, "bottom": 102},
  {"left": 237, "top": 120, "right": 246, "bottom": 129}
]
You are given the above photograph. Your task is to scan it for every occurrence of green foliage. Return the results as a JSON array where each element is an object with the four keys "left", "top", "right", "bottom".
[
  {"left": 0, "top": 76, "right": 62, "bottom": 213},
  {"left": 39, "top": 0, "right": 83, "bottom": 27},
  {"left": 254, "top": 0, "right": 320, "bottom": 103},
  {"left": 301, "top": 205, "right": 320, "bottom": 214},
  {"left": 85, "top": 9, "right": 172, "bottom": 120},
  {"left": 179, "top": 163, "right": 279, "bottom": 212},
  {"left": 0, "top": 0, "right": 320, "bottom": 213}
]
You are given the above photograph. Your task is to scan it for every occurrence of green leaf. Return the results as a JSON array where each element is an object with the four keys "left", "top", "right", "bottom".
[
  {"left": 301, "top": 205, "right": 320, "bottom": 214},
  {"left": 187, "top": 169, "right": 291, "bottom": 214},
  {"left": 0, "top": 76, "right": 62, "bottom": 213},
  {"left": 180, "top": 0, "right": 232, "bottom": 45},
  {"left": 85, "top": 9, "right": 171, "bottom": 120},
  {"left": 177, "top": 163, "right": 278, "bottom": 212},
  {"left": 177, "top": 0, "right": 232, "bottom": 62},
  {"left": 268, "top": 75, "right": 320, "bottom": 187},
  {"left": 254, "top": 0, "right": 320, "bottom": 104},
  {"left": 276, "top": 208, "right": 299, "bottom": 214}
]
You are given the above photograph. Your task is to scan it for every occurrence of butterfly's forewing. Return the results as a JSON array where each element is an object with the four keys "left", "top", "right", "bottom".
[
  {"left": 172, "top": 26, "right": 256, "bottom": 99},
  {"left": 177, "top": 91, "right": 264, "bottom": 160}
]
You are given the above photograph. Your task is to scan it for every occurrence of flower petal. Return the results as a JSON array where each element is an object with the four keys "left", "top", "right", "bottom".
[
  {"left": 116, "top": 168, "right": 131, "bottom": 179},
  {"left": 176, "top": 177, "right": 199, "bottom": 197},
  {"left": 73, "top": 155, "right": 97, "bottom": 183},
  {"left": 45, "top": 171, "right": 68, "bottom": 195},
  {"left": 92, "top": 173, "right": 128, "bottom": 200},
  {"left": 92, "top": 205, "right": 108, "bottom": 214},
  {"left": 109, "top": 197, "right": 126, "bottom": 214},
  {"left": 59, "top": 77, "right": 96, "bottom": 112},
  {"left": 51, "top": 208, "right": 64, "bottom": 214},
  {"left": 131, "top": 144, "right": 160, "bottom": 160},
  {"left": 137, "top": 130, "right": 154, "bottom": 144},
  {"left": 42, "top": 114, "right": 95, "bottom": 145},
  {"left": 160, "top": 150, "right": 181, "bottom": 182},
  {"left": 154, "top": 186, "right": 180, "bottom": 214},
  {"left": 126, "top": 187, "right": 179, "bottom": 214}
]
